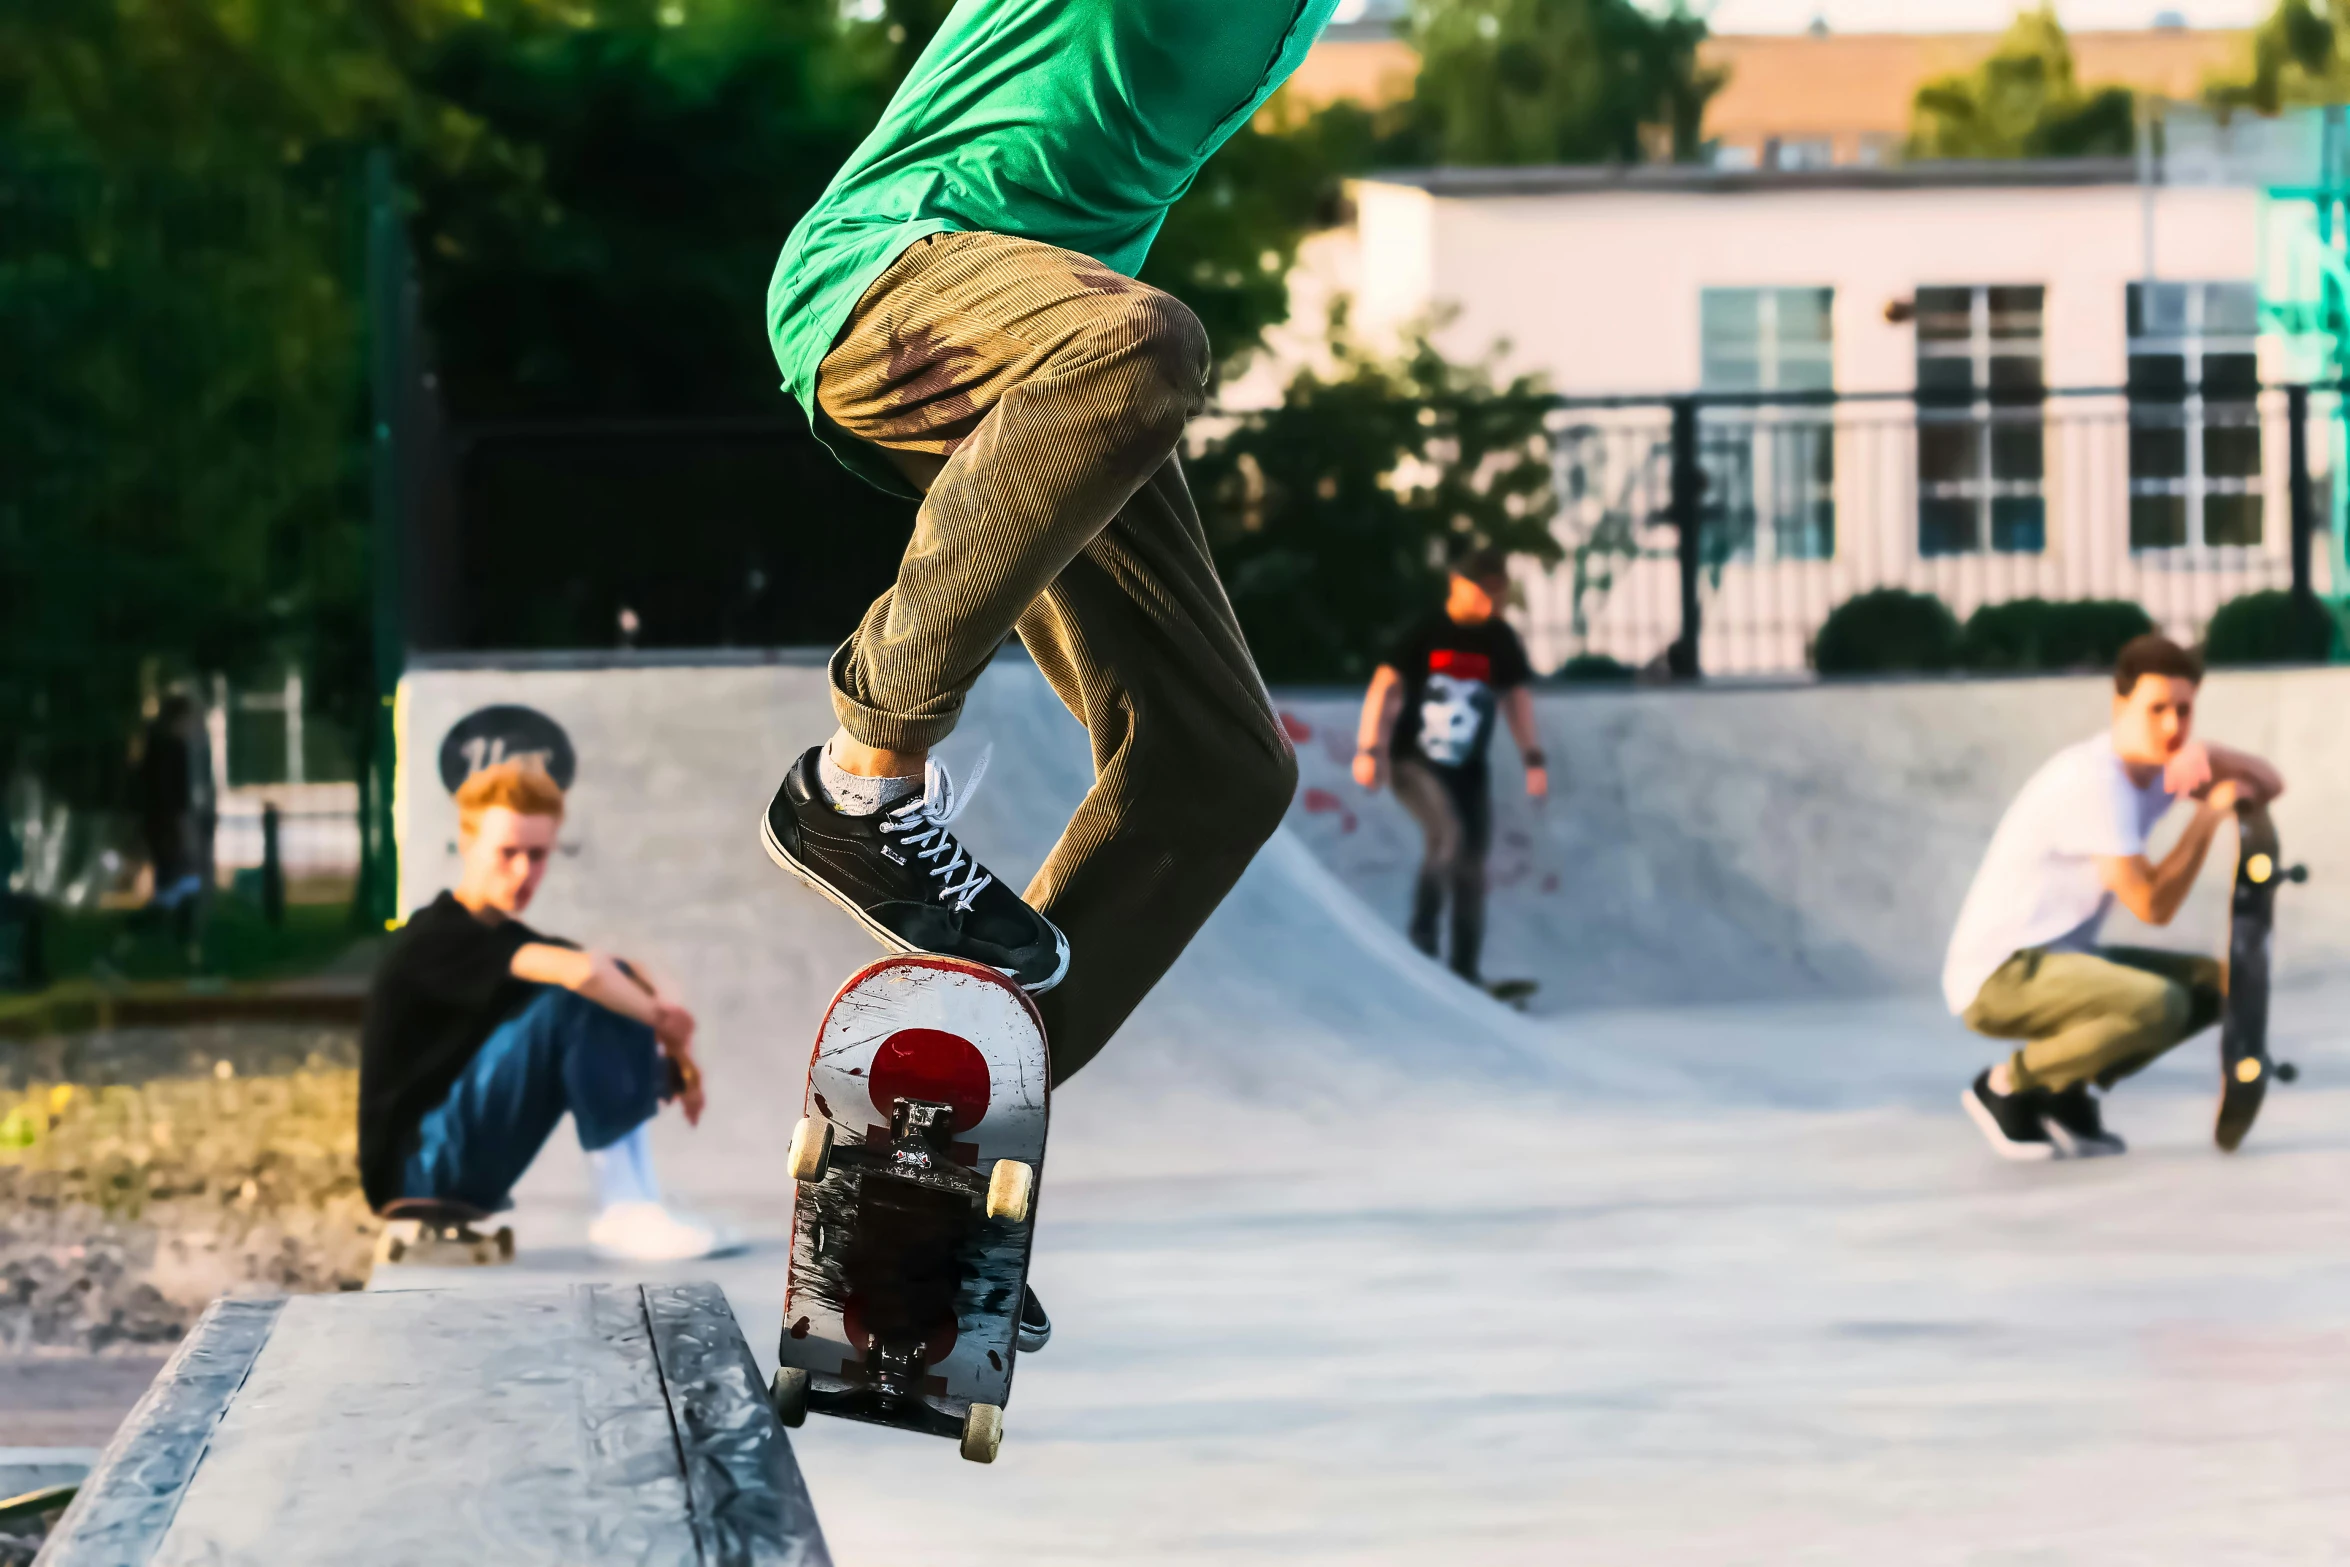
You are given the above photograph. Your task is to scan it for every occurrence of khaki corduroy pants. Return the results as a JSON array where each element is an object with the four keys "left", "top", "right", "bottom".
[
  {"left": 1963, "top": 945, "right": 2224, "bottom": 1094},
  {"left": 814, "top": 231, "right": 1297, "bottom": 1081}
]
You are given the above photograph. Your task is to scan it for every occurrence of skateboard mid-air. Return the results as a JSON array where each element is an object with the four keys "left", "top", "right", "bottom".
[
  {"left": 770, "top": 955, "right": 1049, "bottom": 1463},
  {"left": 371, "top": 1198, "right": 516, "bottom": 1268},
  {"left": 2215, "top": 800, "right": 2306, "bottom": 1153}
]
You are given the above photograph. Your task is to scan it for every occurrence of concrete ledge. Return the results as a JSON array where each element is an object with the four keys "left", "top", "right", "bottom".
[{"left": 39, "top": 1286, "right": 828, "bottom": 1566}]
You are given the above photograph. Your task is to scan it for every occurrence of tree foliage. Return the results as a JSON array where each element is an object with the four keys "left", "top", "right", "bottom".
[
  {"left": 1194, "top": 309, "right": 1562, "bottom": 683},
  {"left": 1909, "top": 7, "right": 2136, "bottom": 160},
  {"left": 1406, "top": 0, "right": 1720, "bottom": 166},
  {"left": 2207, "top": 0, "right": 2350, "bottom": 111}
]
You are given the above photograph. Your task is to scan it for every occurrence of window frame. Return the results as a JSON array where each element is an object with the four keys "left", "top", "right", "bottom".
[
  {"left": 1699, "top": 285, "right": 1837, "bottom": 563},
  {"left": 1913, "top": 284, "right": 2048, "bottom": 557},
  {"left": 2126, "top": 280, "right": 2264, "bottom": 555}
]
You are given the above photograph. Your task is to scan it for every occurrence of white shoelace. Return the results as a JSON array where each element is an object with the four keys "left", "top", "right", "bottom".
[{"left": 879, "top": 748, "right": 995, "bottom": 913}]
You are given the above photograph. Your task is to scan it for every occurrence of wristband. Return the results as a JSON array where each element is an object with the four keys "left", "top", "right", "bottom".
[{"left": 1523, "top": 749, "right": 1548, "bottom": 768}]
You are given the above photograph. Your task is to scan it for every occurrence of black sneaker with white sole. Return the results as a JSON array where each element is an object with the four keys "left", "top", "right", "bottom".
[
  {"left": 762, "top": 745, "right": 1070, "bottom": 993},
  {"left": 2040, "top": 1081, "right": 2127, "bottom": 1157},
  {"left": 1018, "top": 1286, "right": 1051, "bottom": 1353},
  {"left": 1963, "top": 1070, "right": 2059, "bottom": 1161}
]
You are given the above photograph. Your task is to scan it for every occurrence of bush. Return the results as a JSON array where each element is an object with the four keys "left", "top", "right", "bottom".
[
  {"left": 2204, "top": 589, "right": 2344, "bottom": 665},
  {"left": 1555, "top": 653, "right": 1634, "bottom": 683},
  {"left": 1812, "top": 589, "right": 1962, "bottom": 675},
  {"left": 1959, "top": 598, "right": 2154, "bottom": 673}
]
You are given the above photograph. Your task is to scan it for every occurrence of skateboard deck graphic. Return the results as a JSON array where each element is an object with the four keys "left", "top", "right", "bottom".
[
  {"left": 2216, "top": 801, "right": 2304, "bottom": 1152},
  {"left": 772, "top": 955, "right": 1048, "bottom": 1462}
]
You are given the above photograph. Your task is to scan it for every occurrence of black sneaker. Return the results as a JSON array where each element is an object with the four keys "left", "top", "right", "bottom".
[
  {"left": 762, "top": 746, "right": 1069, "bottom": 992},
  {"left": 1962, "top": 1070, "right": 2058, "bottom": 1162},
  {"left": 2041, "top": 1081, "right": 2127, "bottom": 1158},
  {"left": 1017, "top": 1285, "right": 1051, "bottom": 1353}
]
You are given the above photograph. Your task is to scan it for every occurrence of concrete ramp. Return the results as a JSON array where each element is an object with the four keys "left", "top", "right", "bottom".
[
  {"left": 385, "top": 653, "right": 2350, "bottom": 1564},
  {"left": 396, "top": 653, "right": 1638, "bottom": 1203},
  {"left": 1277, "top": 667, "right": 2350, "bottom": 1012}
]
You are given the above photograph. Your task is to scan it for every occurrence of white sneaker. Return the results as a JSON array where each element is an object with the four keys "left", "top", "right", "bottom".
[{"left": 587, "top": 1202, "right": 744, "bottom": 1262}]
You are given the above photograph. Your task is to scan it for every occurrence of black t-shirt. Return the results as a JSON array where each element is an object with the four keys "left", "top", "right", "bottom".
[
  {"left": 357, "top": 893, "right": 565, "bottom": 1208},
  {"left": 1383, "top": 612, "right": 1533, "bottom": 775}
]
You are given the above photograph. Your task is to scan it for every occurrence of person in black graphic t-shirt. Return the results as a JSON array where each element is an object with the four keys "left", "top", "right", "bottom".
[{"left": 1351, "top": 549, "right": 1548, "bottom": 986}]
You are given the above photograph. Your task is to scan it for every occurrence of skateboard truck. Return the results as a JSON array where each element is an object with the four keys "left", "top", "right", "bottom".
[{"left": 795, "top": 1098, "right": 1034, "bottom": 1222}]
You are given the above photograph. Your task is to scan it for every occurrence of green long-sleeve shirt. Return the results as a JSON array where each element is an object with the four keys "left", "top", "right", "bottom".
[{"left": 767, "top": 0, "right": 1340, "bottom": 475}]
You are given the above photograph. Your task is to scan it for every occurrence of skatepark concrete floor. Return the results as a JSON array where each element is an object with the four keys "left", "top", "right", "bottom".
[
  {"left": 378, "top": 659, "right": 2350, "bottom": 1563},
  {"left": 376, "top": 981, "right": 2350, "bottom": 1566}
]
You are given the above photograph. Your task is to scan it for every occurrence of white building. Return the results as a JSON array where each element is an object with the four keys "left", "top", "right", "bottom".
[{"left": 1275, "top": 158, "right": 2332, "bottom": 675}]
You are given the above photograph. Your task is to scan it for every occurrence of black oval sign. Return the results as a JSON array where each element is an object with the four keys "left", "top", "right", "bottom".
[{"left": 438, "top": 705, "right": 578, "bottom": 794}]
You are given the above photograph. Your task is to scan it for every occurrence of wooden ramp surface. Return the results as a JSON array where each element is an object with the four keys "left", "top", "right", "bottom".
[{"left": 38, "top": 1284, "right": 829, "bottom": 1567}]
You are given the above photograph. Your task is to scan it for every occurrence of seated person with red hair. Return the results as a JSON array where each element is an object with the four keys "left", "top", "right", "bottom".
[{"left": 359, "top": 759, "right": 736, "bottom": 1260}]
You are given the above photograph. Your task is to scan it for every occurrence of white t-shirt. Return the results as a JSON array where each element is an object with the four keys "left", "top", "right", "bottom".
[{"left": 1941, "top": 733, "right": 2177, "bottom": 1014}]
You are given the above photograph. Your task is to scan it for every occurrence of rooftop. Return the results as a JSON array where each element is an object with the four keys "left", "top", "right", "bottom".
[{"left": 1362, "top": 158, "right": 2146, "bottom": 198}]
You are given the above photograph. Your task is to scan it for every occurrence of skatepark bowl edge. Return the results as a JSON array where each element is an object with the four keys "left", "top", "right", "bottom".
[{"left": 306, "top": 655, "right": 2350, "bottom": 1562}]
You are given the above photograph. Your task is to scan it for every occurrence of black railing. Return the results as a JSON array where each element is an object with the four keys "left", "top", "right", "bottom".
[{"left": 1534, "top": 384, "right": 2343, "bottom": 678}]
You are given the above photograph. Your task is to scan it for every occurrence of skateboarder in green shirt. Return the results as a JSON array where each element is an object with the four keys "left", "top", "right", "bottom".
[
  {"left": 761, "top": 0, "right": 1336, "bottom": 1069},
  {"left": 759, "top": 0, "right": 1339, "bottom": 1348}
]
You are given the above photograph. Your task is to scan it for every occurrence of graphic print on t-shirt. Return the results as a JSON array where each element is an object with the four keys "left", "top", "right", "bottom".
[{"left": 1417, "top": 649, "right": 1496, "bottom": 768}]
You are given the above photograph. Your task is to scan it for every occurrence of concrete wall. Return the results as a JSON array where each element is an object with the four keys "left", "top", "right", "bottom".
[
  {"left": 1277, "top": 666, "right": 2350, "bottom": 1013},
  {"left": 1349, "top": 178, "right": 2260, "bottom": 396}
]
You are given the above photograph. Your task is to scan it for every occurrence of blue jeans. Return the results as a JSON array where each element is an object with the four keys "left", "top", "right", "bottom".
[{"left": 399, "top": 987, "right": 662, "bottom": 1210}]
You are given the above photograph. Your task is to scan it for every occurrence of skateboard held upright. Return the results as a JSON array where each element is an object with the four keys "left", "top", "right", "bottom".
[
  {"left": 2216, "top": 800, "right": 2306, "bottom": 1152},
  {"left": 771, "top": 955, "right": 1049, "bottom": 1463}
]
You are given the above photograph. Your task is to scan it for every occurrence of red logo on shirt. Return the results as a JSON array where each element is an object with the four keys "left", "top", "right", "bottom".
[{"left": 1429, "top": 649, "right": 1492, "bottom": 682}]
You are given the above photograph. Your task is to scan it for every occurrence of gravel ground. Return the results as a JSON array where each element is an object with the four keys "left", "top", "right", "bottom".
[
  {"left": 0, "top": 1023, "right": 375, "bottom": 1558},
  {"left": 1, "top": 1024, "right": 374, "bottom": 1354}
]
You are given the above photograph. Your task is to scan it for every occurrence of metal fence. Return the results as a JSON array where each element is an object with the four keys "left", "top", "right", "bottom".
[{"left": 1527, "top": 386, "right": 2343, "bottom": 677}]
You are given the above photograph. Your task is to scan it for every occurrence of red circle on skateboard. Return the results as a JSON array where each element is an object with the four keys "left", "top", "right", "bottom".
[{"left": 867, "top": 1028, "right": 992, "bottom": 1133}]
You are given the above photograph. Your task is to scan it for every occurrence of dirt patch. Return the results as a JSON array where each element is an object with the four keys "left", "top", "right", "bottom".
[{"left": 1, "top": 1024, "right": 375, "bottom": 1355}]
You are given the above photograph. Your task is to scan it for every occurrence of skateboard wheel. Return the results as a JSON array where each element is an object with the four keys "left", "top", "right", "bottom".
[
  {"left": 959, "top": 1403, "right": 1004, "bottom": 1464},
  {"left": 2278, "top": 1061, "right": 2301, "bottom": 1083},
  {"left": 494, "top": 1227, "right": 516, "bottom": 1262},
  {"left": 985, "top": 1159, "right": 1034, "bottom": 1223},
  {"left": 787, "top": 1117, "right": 834, "bottom": 1183},
  {"left": 384, "top": 1236, "right": 406, "bottom": 1264},
  {"left": 769, "top": 1367, "right": 810, "bottom": 1428},
  {"left": 2236, "top": 1057, "right": 2263, "bottom": 1084}
]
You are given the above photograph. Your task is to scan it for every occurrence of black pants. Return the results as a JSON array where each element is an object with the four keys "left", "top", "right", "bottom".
[{"left": 1390, "top": 757, "right": 1491, "bottom": 982}]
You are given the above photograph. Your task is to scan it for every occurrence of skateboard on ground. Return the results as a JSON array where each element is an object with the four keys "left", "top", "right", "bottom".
[
  {"left": 2216, "top": 800, "right": 2306, "bottom": 1152},
  {"left": 1485, "top": 978, "right": 1540, "bottom": 1010},
  {"left": 372, "top": 1198, "right": 516, "bottom": 1267},
  {"left": 770, "top": 955, "right": 1049, "bottom": 1464}
]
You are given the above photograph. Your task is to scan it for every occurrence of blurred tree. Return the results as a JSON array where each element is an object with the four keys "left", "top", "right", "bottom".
[
  {"left": 1909, "top": 7, "right": 2137, "bottom": 159},
  {"left": 2206, "top": 0, "right": 2350, "bottom": 111},
  {"left": 1192, "top": 307, "right": 1562, "bottom": 683},
  {"left": 1406, "top": 0, "right": 1720, "bottom": 166},
  {"left": 406, "top": 0, "right": 889, "bottom": 417}
]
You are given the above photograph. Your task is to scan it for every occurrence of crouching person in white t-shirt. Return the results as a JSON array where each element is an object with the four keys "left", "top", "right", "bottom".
[{"left": 1944, "top": 635, "right": 2284, "bottom": 1160}]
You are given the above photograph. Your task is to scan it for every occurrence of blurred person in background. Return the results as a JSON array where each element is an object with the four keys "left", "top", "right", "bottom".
[
  {"left": 1947, "top": 635, "right": 2284, "bottom": 1161},
  {"left": 359, "top": 760, "right": 737, "bottom": 1261},
  {"left": 135, "top": 691, "right": 214, "bottom": 953},
  {"left": 1351, "top": 548, "right": 1549, "bottom": 990}
]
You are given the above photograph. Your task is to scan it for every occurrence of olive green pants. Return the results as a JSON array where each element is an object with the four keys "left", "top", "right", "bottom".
[
  {"left": 813, "top": 231, "right": 1297, "bottom": 1082},
  {"left": 1963, "top": 945, "right": 2224, "bottom": 1094}
]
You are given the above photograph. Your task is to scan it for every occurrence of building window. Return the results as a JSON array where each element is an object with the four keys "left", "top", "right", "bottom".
[
  {"left": 1915, "top": 284, "right": 2046, "bottom": 555},
  {"left": 2128, "top": 281, "right": 2262, "bottom": 550},
  {"left": 1700, "top": 287, "right": 1835, "bottom": 561}
]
